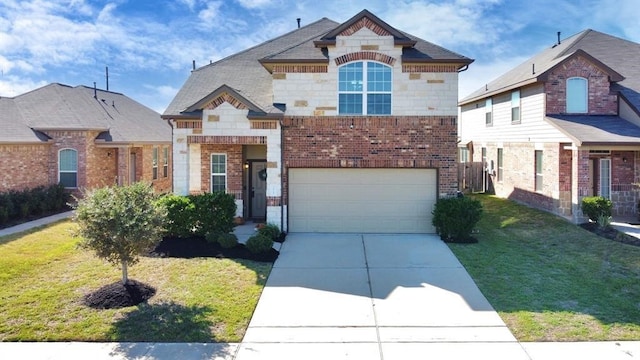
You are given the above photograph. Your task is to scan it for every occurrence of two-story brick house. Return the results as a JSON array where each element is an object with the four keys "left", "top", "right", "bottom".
[
  {"left": 163, "top": 10, "right": 472, "bottom": 233},
  {"left": 459, "top": 30, "right": 640, "bottom": 222},
  {"left": 0, "top": 83, "right": 172, "bottom": 195}
]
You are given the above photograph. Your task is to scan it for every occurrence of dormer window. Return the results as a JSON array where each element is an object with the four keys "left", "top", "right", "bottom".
[
  {"left": 338, "top": 61, "right": 391, "bottom": 115},
  {"left": 566, "top": 77, "right": 588, "bottom": 113}
]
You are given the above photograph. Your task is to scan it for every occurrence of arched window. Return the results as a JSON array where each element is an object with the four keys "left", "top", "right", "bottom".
[
  {"left": 566, "top": 77, "right": 587, "bottom": 113},
  {"left": 338, "top": 61, "right": 391, "bottom": 115},
  {"left": 59, "top": 149, "right": 78, "bottom": 188}
]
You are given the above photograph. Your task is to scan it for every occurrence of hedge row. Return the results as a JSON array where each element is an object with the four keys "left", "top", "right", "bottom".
[
  {"left": 0, "top": 184, "right": 70, "bottom": 225},
  {"left": 156, "top": 192, "right": 236, "bottom": 238}
]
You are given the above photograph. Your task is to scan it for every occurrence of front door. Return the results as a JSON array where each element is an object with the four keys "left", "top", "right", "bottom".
[{"left": 250, "top": 161, "right": 267, "bottom": 220}]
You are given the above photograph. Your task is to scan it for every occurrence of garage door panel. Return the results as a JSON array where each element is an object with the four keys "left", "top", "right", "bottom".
[{"left": 289, "top": 168, "right": 437, "bottom": 233}]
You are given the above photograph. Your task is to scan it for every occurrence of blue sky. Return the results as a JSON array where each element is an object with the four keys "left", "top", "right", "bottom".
[{"left": 0, "top": 0, "right": 637, "bottom": 113}]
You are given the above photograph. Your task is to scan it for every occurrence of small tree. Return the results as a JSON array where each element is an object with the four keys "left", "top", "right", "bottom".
[{"left": 74, "top": 183, "right": 166, "bottom": 284}]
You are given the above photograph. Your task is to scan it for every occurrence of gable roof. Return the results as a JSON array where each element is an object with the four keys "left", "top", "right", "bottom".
[
  {"left": 460, "top": 30, "right": 640, "bottom": 110},
  {"left": 0, "top": 83, "right": 170, "bottom": 144},
  {"left": 163, "top": 10, "right": 472, "bottom": 119}
]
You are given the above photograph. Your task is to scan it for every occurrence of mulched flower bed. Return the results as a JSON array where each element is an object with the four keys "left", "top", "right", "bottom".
[
  {"left": 83, "top": 279, "right": 156, "bottom": 309},
  {"left": 151, "top": 236, "right": 280, "bottom": 262},
  {"left": 579, "top": 222, "right": 640, "bottom": 247}
]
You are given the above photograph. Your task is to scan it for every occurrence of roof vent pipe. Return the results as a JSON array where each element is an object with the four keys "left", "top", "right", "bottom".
[
  {"left": 532, "top": 63, "right": 535, "bottom": 75},
  {"left": 557, "top": 31, "right": 561, "bottom": 45},
  {"left": 105, "top": 66, "right": 109, "bottom": 91},
  {"left": 192, "top": 60, "right": 196, "bottom": 71},
  {"left": 93, "top": 82, "right": 97, "bottom": 98},
  {"left": 297, "top": 18, "right": 301, "bottom": 28}
]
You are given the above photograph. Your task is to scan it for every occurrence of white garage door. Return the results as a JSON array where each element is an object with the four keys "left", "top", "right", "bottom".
[{"left": 288, "top": 168, "right": 437, "bottom": 233}]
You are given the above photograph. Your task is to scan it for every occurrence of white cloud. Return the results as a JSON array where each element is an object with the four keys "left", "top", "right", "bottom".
[
  {"left": 0, "top": 75, "right": 47, "bottom": 97},
  {"left": 198, "top": 1, "right": 223, "bottom": 23},
  {"left": 236, "top": 0, "right": 275, "bottom": 9}
]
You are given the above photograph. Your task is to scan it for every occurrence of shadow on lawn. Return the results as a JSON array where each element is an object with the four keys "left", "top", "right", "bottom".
[{"left": 107, "top": 301, "right": 217, "bottom": 342}]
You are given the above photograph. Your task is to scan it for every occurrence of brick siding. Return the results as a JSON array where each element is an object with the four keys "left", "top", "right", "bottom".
[
  {"left": 544, "top": 55, "right": 617, "bottom": 115},
  {"left": 281, "top": 115, "right": 458, "bottom": 204},
  {"left": 0, "top": 144, "right": 50, "bottom": 191}
]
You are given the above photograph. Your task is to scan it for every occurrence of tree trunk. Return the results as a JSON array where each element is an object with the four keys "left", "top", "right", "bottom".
[{"left": 121, "top": 260, "right": 128, "bottom": 284}]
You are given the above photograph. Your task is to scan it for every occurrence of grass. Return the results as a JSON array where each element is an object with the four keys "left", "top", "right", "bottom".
[
  {"left": 447, "top": 194, "right": 640, "bottom": 341},
  {"left": 0, "top": 220, "right": 272, "bottom": 342}
]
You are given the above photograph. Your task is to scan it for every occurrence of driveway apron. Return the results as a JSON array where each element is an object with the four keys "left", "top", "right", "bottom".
[{"left": 236, "top": 233, "right": 530, "bottom": 360}]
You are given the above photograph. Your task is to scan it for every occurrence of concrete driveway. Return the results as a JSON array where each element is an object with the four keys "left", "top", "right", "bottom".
[{"left": 236, "top": 233, "right": 529, "bottom": 360}]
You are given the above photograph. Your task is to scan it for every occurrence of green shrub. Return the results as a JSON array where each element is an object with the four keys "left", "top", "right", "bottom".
[
  {"left": 432, "top": 196, "right": 483, "bottom": 243},
  {"left": 258, "top": 223, "right": 281, "bottom": 241},
  {"left": 217, "top": 233, "right": 239, "bottom": 249},
  {"left": 246, "top": 233, "right": 273, "bottom": 254},
  {"left": 189, "top": 192, "right": 236, "bottom": 236},
  {"left": 204, "top": 231, "right": 221, "bottom": 244},
  {"left": 581, "top": 196, "right": 612, "bottom": 223},
  {"left": 156, "top": 194, "right": 195, "bottom": 237}
]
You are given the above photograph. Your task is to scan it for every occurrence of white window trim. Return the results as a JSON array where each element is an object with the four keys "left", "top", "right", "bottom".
[
  {"left": 163, "top": 147, "right": 169, "bottom": 178},
  {"left": 485, "top": 98, "right": 493, "bottom": 126},
  {"left": 535, "top": 150, "right": 543, "bottom": 192},
  {"left": 511, "top": 90, "right": 521, "bottom": 123},
  {"left": 152, "top": 146, "right": 159, "bottom": 180},
  {"left": 566, "top": 77, "right": 588, "bottom": 113},
  {"left": 58, "top": 148, "right": 78, "bottom": 189},
  {"left": 599, "top": 158, "right": 611, "bottom": 199},
  {"left": 338, "top": 61, "right": 392, "bottom": 115},
  {"left": 210, "top": 153, "right": 227, "bottom": 193}
]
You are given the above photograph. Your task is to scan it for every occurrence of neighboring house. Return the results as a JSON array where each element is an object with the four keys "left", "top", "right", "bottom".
[
  {"left": 459, "top": 30, "right": 640, "bottom": 222},
  {"left": 163, "top": 9, "right": 472, "bottom": 233},
  {"left": 0, "top": 83, "right": 172, "bottom": 195}
]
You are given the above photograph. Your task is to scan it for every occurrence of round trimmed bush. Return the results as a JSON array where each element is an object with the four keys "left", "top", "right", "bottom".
[
  {"left": 205, "top": 231, "right": 221, "bottom": 244},
  {"left": 217, "top": 233, "right": 239, "bottom": 249},
  {"left": 246, "top": 233, "right": 274, "bottom": 254},
  {"left": 258, "top": 223, "right": 281, "bottom": 241}
]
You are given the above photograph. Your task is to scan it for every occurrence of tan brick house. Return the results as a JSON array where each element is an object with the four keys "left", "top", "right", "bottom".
[
  {"left": 0, "top": 83, "right": 172, "bottom": 194},
  {"left": 163, "top": 10, "right": 472, "bottom": 233},
  {"left": 459, "top": 30, "right": 640, "bottom": 222}
]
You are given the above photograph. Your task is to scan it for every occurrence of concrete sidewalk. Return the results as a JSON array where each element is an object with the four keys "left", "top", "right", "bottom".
[{"left": 0, "top": 210, "right": 74, "bottom": 237}]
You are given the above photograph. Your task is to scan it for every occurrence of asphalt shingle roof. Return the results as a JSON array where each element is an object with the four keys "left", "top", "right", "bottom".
[
  {"left": 163, "top": 10, "right": 472, "bottom": 118},
  {"left": 0, "top": 83, "right": 170, "bottom": 144},
  {"left": 460, "top": 29, "right": 640, "bottom": 113},
  {"left": 546, "top": 115, "right": 640, "bottom": 146}
]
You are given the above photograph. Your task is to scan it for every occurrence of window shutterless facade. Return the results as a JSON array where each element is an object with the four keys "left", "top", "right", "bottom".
[
  {"left": 211, "top": 153, "right": 227, "bottom": 193},
  {"left": 59, "top": 148, "right": 78, "bottom": 188},
  {"left": 485, "top": 98, "right": 493, "bottom": 126},
  {"left": 511, "top": 90, "right": 520, "bottom": 124},
  {"left": 535, "top": 150, "right": 543, "bottom": 192},
  {"left": 566, "top": 77, "right": 587, "bottom": 113},
  {"left": 338, "top": 61, "right": 391, "bottom": 115},
  {"left": 163, "top": 147, "right": 169, "bottom": 178},
  {"left": 152, "top": 147, "right": 158, "bottom": 180}
]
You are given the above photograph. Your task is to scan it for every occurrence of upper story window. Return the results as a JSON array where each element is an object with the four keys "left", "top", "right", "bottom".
[
  {"left": 338, "top": 61, "right": 391, "bottom": 115},
  {"left": 566, "top": 77, "right": 587, "bottom": 113},
  {"left": 511, "top": 90, "right": 521, "bottom": 124},
  {"left": 485, "top": 98, "right": 493, "bottom": 126},
  {"left": 163, "top": 147, "right": 169, "bottom": 178},
  {"left": 59, "top": 148, "right": 78, "bottom": 188}
]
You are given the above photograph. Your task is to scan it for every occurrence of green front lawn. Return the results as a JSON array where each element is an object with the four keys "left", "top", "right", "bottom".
[
  {"left": 0, "top": 220, "right": 271, "bottom": 342},
  {"left": 448, "top": 194, "right": 640, "bottom": 341}
]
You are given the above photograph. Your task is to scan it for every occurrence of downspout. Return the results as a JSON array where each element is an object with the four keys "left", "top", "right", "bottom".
[
  {"left": 279, "top": 119, "right": 285, "bottom": 233},
  {"left": 167, "top": 118, "right": 175, "bottom": 193}
]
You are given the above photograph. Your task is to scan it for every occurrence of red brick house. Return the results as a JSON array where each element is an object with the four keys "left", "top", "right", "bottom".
[
  {"left": 459, "top": 30, "right": 640, "bottom": 222},
  {"left": 163, "top": 10, "right": 472, "bottom": 233},
  {"left": 0, "top": 83, "right": 172, "bottom": 194}
]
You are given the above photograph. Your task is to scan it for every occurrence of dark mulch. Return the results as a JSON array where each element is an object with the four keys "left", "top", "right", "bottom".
[
  {"left": 579, "top": 222, "right": 640, "bottom": 247},
  {"left": 150, "top": 236, "right": 279, "bottom": 262},
  {"left": 83, "top": 279, "right": 156, "bottom": 309}
]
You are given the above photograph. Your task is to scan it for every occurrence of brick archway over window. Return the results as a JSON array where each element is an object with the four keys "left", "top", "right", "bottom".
[{"left": 334, "top": 52, "right": 396, "bottom": 66}]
